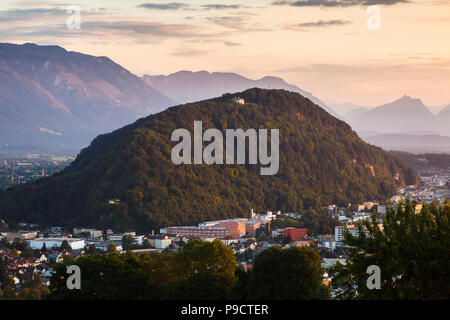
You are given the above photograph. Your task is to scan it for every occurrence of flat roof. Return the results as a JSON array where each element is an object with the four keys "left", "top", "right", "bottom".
[{"left": 30, "top": 238, "right": 85, "bottom": 242}]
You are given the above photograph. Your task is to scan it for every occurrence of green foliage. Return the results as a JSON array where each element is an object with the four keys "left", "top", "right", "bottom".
[
  {"left": 244, "top": 246, "right": 330, "bottom": 299},
  {"left": 19, "top": 274, "right": 49, "bottom": 300},
  {"left": 162, "top": 239, "right": 237, "bottom": 300},
  {"left": 330, "top": 199, "right": 450, "bottom": 300},
  {"left": 272, "top": 210, "right": 339, "bottom": 236},
  {"left": 0, "top": 89, "right": 420, "bottom": 232},
  {"left": 122, "top": 235, "right": 134, "bottom": 250},
  {"left": 86, "top": 244, "right": 99, "bottom": 255},
  {"left": 107, "top": 243, "right": 117, "bottom": 253},
  {"left": 47, "top": 239, "right": 237, "bottom": 300},
  {"left": 59, "top": 240, "right": 71, "bottom": 252},
  {"left": 391, "top": 151, "right": 450, "bottom": 171}
]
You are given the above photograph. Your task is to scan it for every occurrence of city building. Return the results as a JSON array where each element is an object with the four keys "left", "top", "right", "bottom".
[
  {"left": 27, "top": 238, "right": 85, "bottom": 250},
  {"left": 73, "top": 228, "right": 103, "bottom": 239},
  {"left": 155, "top": 236, "right": 172, "bottom": 249},
  {"left": 334, "top": 225, "right": 369, "bottom": 242},
  {"left": 162, "top": 218, "right": 247, "bottom": 239},
  {"left": 282, "top": 228, "right": 307, "bottom": 241}
]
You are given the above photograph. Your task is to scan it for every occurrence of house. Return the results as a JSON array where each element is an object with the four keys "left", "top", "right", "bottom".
[
  {"left": 320, "top": 238, "right": 336, "bottom": 251},
  {"left": 73, "top": 228, "right": 103, "bottom": 239},
  {"left": 147, "top": 235, "right": 168, "bottom": 248},
  {"left": 292, "top": 240, "right": 312, "bottom": 247},
  {"left": 220, "top": 236, "right": 239, "bottom": 246},
  {"left": 47, "top": 252, "right": 64, "bottom": 263},
  {"left": 155, "top": 237, "right": 172, "bottom": 250},
  {"left": 282, "top": 228, "right": 307, "bottom": 241},
  {"left": 234, "top": 97, "right": 245, "bottom": 104}
]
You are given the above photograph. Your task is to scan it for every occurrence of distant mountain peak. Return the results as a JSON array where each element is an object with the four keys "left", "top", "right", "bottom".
[
  {"left": 397, "top": 94, "right": 423, "bottom": 104},
  {"left": 0, "top": 42, "right": 67, "bottom": 57},
  {"left": 143, "top": 70, "right": 340, "bottom": 118},
  {"left": 344, "top": 94, "right": 450, "bottom": 137}
]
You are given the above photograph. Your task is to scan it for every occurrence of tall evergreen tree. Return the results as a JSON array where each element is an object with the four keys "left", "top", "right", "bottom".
[{"left": 330, "top": 199, "right": 449, "bottom": 300}]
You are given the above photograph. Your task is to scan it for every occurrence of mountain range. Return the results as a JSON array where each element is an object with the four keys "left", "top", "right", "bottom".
[
  {"left": 142, "top": 70, "right": 339, "bottom": 117},
  {"left": 1, "top": 43, "right": 448, "bottom": 155},
  {"left": 0, "top": 89, "right": 419, "bottom": 231},
  {"left": 340, "top": 95, "right": 450, "bottom": 137},
  {"left": 0, "top": 43, "right": 175, "bottom": 148},
  {"left": 0, "top": 43, "right": 339, "bottom": 150},
  {"left": 364, "top": 134, "right": 450, "bottom": 154}
]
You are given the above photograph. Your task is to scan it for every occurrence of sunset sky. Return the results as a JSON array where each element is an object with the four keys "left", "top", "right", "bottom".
[{"left": 1, "top": 0, "right": 449, "bottom": 107}]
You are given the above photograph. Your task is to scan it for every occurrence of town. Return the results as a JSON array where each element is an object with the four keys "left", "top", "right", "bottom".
[
  {"left": 0, "top": 155, "right": 73, "bottom": 191},
  {"left": 1, "top": 190, "right": 443, "bottom": 299},
  {"left": 0, "top": 153, "right": 448, "bottom": 299}
]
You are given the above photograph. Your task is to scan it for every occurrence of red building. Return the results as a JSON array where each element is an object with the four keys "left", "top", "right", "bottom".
[{"left": 283, "top": 228, "right": 307, "bottom": 241}]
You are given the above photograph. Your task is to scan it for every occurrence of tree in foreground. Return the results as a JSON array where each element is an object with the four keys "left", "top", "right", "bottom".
[
  {"left": 239, "top": 246, "right": 330, "bottom": 300},
  {"left": 330, "top": 199, "right": 449, "bottom": 300},
  {"left": 86, "top": 244, "right": 99, "bottom": 255},
  {"left": 59, "top": 240, "right": 71, "bottom": 252},
  {"left": 162, "top": 239, "right": 237, "bottom": 300},
  {"left": 47, "top": 239, "right": 237, "bottom": 300}
]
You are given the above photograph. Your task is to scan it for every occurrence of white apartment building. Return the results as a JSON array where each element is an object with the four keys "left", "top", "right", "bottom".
[
  {"left": 28, "top": 238, "right": 85, "bottom": 250},
  {"left": 335, "top": 225, "right": 369, "bottom": 242}
]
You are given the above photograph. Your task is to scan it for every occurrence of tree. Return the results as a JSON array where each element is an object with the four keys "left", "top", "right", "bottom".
[
  {"left": 245, "top": 246, "right": 330, "bottom": 300},
  {"left": 143, "top": 239, "right": 152, "bottom": 249},
  {"left": 162, "top": 239, "right": 238, "bottom": 300},
  {"left": 107, "top": 243, "right": 117, "bottom": 253},
  {"left": 86, "top": 244, "right": 99, "bottom": 255},
  {"left": 20, "top": 274, "right": 49, "bottom": 300},
  {"left": 122, "top": 235, "right": 134, "bottom": 250},
  {"left": 282, "top": 234, "right": 292, "bottom": 245},
  {"left": 10, "top": 249, "right": 19, "bottom": 257},
  {"left": 0, "top": 259, "right": 14, "bottom": 290},
  {"left": 20, "top": 248, "right": 36, "bottom": 258},
  {"left": 11, "top": 239, "right": 27, "bottom": 251},
  {"left": 1, "top": 285, "right": 17, "bottom": 299},
  {"left": 330, "top": 199, "right": 449, "bottom": 300},
  {"left": 59, "top": 240, "right": 71, "bottom": 252},
  {"left": 0, "top": 237, "right": 10, "bottom": 249},
  {"left": 47, "top": 251, "right": 172, "bottom": 300},
  {"left": 230, "top": 267, "right": 250, "bottom": 299}
]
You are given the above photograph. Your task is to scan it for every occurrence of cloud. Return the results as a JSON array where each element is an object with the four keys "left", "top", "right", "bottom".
[
  {"left": 0, "top": 16, "right": 221, "bottom": 44},
  {"left": 200, "top": 4, "right": 242, "bottom": 10},
  {"left": 172, "top": 49, "right": 210, "bottom": 57},
  {"left": 224, "top": 41, "right": 243, "bottom": 46},
  {"left": 137, "top": 3, "right": 190, "bottom": 10},
  {"left": 84, "top": 20, "right": 209, "bottom": 39},
  {"left": 206, "top": 16, "right": 247, "bottom": 30},
  {"left": 292, "top": 19, "right": 352, "bottom": 28},
  {"left": 0, "top": 8, "right": 68, "bottom": 23},
  {"left": 206, "top": 16, "right": 271, "bottom": 33},
  {"left": 272, "top": 0, "right": 410, "bottom": 7}
]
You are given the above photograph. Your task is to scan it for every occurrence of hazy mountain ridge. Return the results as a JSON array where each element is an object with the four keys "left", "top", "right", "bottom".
[
  {"left": 365, "top": 134, "right": 450, "bottom": 154},
  {"left": 0, "top": 43, "right": 175, "bottom": 148},
  {"left": 143, "top": 70, "right": 340, "bottom": 118},
  {"left": 343, "top": 95, "right": 450, "bottom": 136}
]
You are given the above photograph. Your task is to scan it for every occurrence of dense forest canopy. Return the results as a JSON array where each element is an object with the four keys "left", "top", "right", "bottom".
[
  {"left": 390, "top": 151, "right": 450, "bottom": 171},
  {"left": 0, "top": 89, "right": 419, "bottom": 232}
]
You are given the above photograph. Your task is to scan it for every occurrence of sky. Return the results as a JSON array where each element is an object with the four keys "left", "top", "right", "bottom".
[{"left": 1, "top": 0, "right": 449, "bottom": 107}]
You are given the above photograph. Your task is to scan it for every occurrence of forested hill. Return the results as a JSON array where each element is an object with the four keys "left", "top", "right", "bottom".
[{"left": 0, "top": 89, "right": 420, "bottom": 232}]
